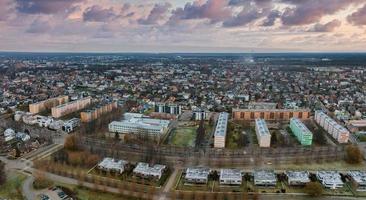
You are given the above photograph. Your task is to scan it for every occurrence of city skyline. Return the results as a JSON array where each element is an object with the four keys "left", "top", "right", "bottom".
[{"left": 0, "top": 0, "right": 366, "bottom": 52}]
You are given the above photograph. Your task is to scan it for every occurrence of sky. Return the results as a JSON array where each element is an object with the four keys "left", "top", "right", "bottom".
[{"left": 0, "top": 0, "right": 366, "bottom": 53}]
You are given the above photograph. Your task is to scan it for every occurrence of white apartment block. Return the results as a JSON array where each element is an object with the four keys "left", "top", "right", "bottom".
[
  {"left": 219, "top": 169, "right": 243, "bottom": 185},
  {"left": 185, "top": 168, "right": 211, "bottom": 184},
  {"left": 315, "top": 111, "right": 349, "bottom": 143},
  {"left": 255, "top": 118, "right": 271, "bottom": 147},
  {"left": 214, "top": 112, "right": 229, "bottom": 148}
]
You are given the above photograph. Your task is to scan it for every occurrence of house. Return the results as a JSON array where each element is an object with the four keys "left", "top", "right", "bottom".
[
  {"left": 253, "top": 170, "right": 277, "bottom": 186},
  {"left": 185, "top": 168, "right": 211, "bottom": 184},
  {"left": 97, "top": 157, "right": 128, "bottom": 174},
  {"left": 133, "top": 162, "right": 166, "bottom": 180},
  {"left": 285, "top": 171, "right": 310, "bottom": 186},
  {"left": 219, "top": 169, "right": 243, "bottom": 185},
  {"left": 347, "top": 171, "right": 366, "bottom": 191},
  {"left": 316, "top": 171, "right": 344, "bottom": 189}
]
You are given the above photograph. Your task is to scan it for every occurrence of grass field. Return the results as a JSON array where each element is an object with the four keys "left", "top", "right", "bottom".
[
  {"left": 0, "top": 172, "right": 27, "bottom": 200},
  {"left": 170, "top": 127, "right": 197, "bottom": 147}
]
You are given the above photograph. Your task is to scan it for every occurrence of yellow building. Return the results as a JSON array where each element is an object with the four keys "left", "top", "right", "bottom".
[
  {"left": 51, "top": 97, "right": 92, "bottom": 118},
  {"left": 232, "top": 108, "right": 310, "bottom": 121},
  {"left": 80, "top": 101, "right": 118, "bottom": 122},
  {"left": 29, "top": 95, "right": 69, "bottom": 114}
]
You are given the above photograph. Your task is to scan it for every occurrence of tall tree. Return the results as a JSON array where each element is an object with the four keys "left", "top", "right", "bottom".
[{"left": 0, "top": 161, "right": 6, "bottom": 185}]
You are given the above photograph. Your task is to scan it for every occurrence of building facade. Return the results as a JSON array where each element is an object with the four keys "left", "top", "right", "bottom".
[
  {"left": 108, "top": 116, "right": 170, "bottom": 135},
  {"left": 255, "top": 118, "right": 271, "bottom": 147},
  {"left": 232, "top": 108, "right": 310, "bottom": 121},
  {"left": 29, "top": 95, "right": 69, "bottom": 114},
  {"left": 315, "top": 111, "right": 349, "bottom": 143},
  {"left": 154, "top": 102, "right": 182, "bottom": 115},
  {"left": 51, "top": 97, "right": 92, "bottom": 118},
  {"left": 80, "top": 101, "right": 117, "bottom": 122},
  {"left": 290, "top": 118, "right": 313, "bottom": 146},
  {"left": 214, "top": 112, "right": 229, "bottom": 148}
]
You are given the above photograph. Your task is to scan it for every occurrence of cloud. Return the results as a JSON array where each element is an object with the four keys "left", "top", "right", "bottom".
[
  {"left": 169, "top": 0, "right": 232, "bottom": 24},
  {"left": 138, "top": 3, "right": 171, "bottom": 25},
  {"left": 223, "top": 6, "right": 266, "bottom": 27},
  {"left": 347, "top": 4, "right": 366, "bottom": 25},
  {"left": 308, "top": 19, "right": 341, "bottom": 32},
  {"left": 261, "top": 10, "right": 281, "bottom": 26},
  {"left": 0, "top": 0, "right": 14, "bottom": 21},
  {"left": 15, "top": 0, "right": 82, "bottom": 15},
  {"left": 280, "top": 0, "right": 362, "bottom": 26},
  {"left": 83, "top": 5, "right": 118, "bottom": 22},
  {"left": 26, "top": 18, "right": 52, "bottom": 33}
]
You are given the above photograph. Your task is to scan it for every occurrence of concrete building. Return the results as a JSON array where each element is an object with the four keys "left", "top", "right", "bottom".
[
  {"left": 185, "top": 168, "right": 211, "bottom": 184},
  {"left": 154, "top": 102, "right": 182, "bottom": 115},
  {"left": 316, "top": 171, "right": 344, "bottom": 189},
  {"left": 285, "top": 171, "right": 310, "bottom": 186},
  {"left": 315, "top": 111, "right": 349, "bottom": 143},
  {"left": 62, "top": 118, "right": 80, "bottom": 133},
  {"left": 232, "top": 108, "right": 310, "bottom": 121},
  {"left": 51, "top": 97, "right": 92, "bottom": 118},
  {"left": 192, "top": 109, "right": 209, "bottom": 121},
  {"left": 80, "top": 101, "right": 117, "bottom": 122},
  {"left": 255, "top": 118, "right": 271, "bottom": 147},
  {"left": 290, "top": 118, "right": 313, "bottom": 146},
  {"left": 214, "top": 112, "right": 229, "bottom": 148},
  {"left": 219, "top": 169, "right": 243, "bottom": 185},
  {"left": 347, "top": 171, "right": 366, "bottom": 191},
  {"left": 253, "top": 170, "right": 277, "bottom": 186},
  {"left": 133, "top": 162, "right": 166, "bottom": 180},
  {"left": 97, "top": 157, "right": 128, "bottom": 174},
  {"left": 29, "top": 95, "right": 69, "bottom": 114},
  {"left": 108, "top": 116, "right": 170, "bottom": 136}
]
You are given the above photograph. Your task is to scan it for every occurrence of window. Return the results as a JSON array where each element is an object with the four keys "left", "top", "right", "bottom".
[
  {"left": 240, "top": 112, "right": 244, "bottom": 118},
  {"left": 270, "top": 112, "right": 274, "bottom": 119},
  {"left": 251, "top": 112, "right": 255, "bottom": 119},
  {"left": 260, "top": 112, "right": 264, "bottom": 118},
  {"left": 299, "top": 112, "right": 303, "bottom": 118},
  {"left": 289, "top": 112, "right": 293, "bottom": 118},
  {"left": 280, "top": 112, "right": 284, "bottom": 119}
]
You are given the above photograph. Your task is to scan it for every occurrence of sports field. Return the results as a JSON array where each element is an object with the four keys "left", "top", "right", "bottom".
[{"left": 170, "top": 127, "right": 197, "bottom": 147}]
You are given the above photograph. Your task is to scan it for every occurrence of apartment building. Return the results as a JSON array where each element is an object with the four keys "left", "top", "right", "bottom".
[
  {"left": 51, "top": 97, "right": 92, "bottom": 118},
  {"left": 290, "top": 118, "right": 313, "bottom": 146},
  {"left": 29, "top": 95, "right": 69, "bottom": 114},
  {"left": 80, "top": 101, "right": 117, "bottom": 122},
  {"left": 315, "top": 111, "right": 349, "bottom": 143},
  {"left": 232, "top": 108, "right": 310, "bottom": 121},
  {"left": 255, "top": 118, "right": 271, "bottom": 147},
  {"left": 214, "top": 112, "right": 229, "bottom": 148}
]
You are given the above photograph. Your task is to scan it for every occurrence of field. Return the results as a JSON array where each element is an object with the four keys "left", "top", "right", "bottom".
[
  {"left": 0, "top": 172, "right": 27, "bottom": 200},
  {"left": 170, "top": 127, "right": 197, "bottom": 147}
]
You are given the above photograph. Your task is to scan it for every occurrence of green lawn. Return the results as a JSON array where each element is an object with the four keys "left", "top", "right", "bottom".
[
  {"left": 0, "top": 172, "right": 27, "bottom": 200},
  {"left": 170, "top": 127, "right": 197, "bottom": 147}
]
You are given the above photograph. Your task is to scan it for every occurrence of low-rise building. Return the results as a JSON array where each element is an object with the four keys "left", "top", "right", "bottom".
[
  {"left": 192, "top": 109, "right": 209, "bottom": 121},
  {"left": 97, "top": 158, "right": 128, "bottom": 174},
  {"left": 347, "top": 171, "right": 366, "bottom": 191},
  {"left": 214, "top": 112, "right": 229, "bottom": 148},
  {"left": 316, "top": 171, "right": 344, "bottom": 189},
  {"left": 253, "top": 170, "right": 277, "bottom": 186},
  {"left": 185, "top": 168, "right": 211, "bottom": 184},
  {"left": 62, "top": 118, "right": 80, "bottom": 133},
  {"left": 219, "top": 169, "right": 243, "bottom": 185},
  {"left": 255, "top": 118, "right": 271, "bottom": 147},
  {"left": 133, "top": 162, "right": 166, "bottom": 180},
  {"left": 285, "top": 171, "right": 310, "bottom": 186},
  {"left": 108, "top": 116, "right": 170, "bottom": 136}
]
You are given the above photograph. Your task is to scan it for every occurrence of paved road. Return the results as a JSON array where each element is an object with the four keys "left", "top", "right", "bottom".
[{"left": 157, "top": 168, "right": 179, "bottom": 200}]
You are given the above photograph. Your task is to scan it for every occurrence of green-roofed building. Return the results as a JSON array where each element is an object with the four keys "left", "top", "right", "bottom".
[{"left": 290, "top": 118, "right": 313, "bottom": 146}]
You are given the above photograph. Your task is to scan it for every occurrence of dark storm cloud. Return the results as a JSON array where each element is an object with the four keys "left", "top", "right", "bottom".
[
  {"left": 138, "top": 3, "right": 171, "bottom": 25},
  {"left": 309, "top": 20, "right": 342, "bottom": 32},
  {"left": 347, "top": 4, "right": 366, "bottom": 25},
  {"left": 15, "top": 0, "right": 82, "bottom": 14}
]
